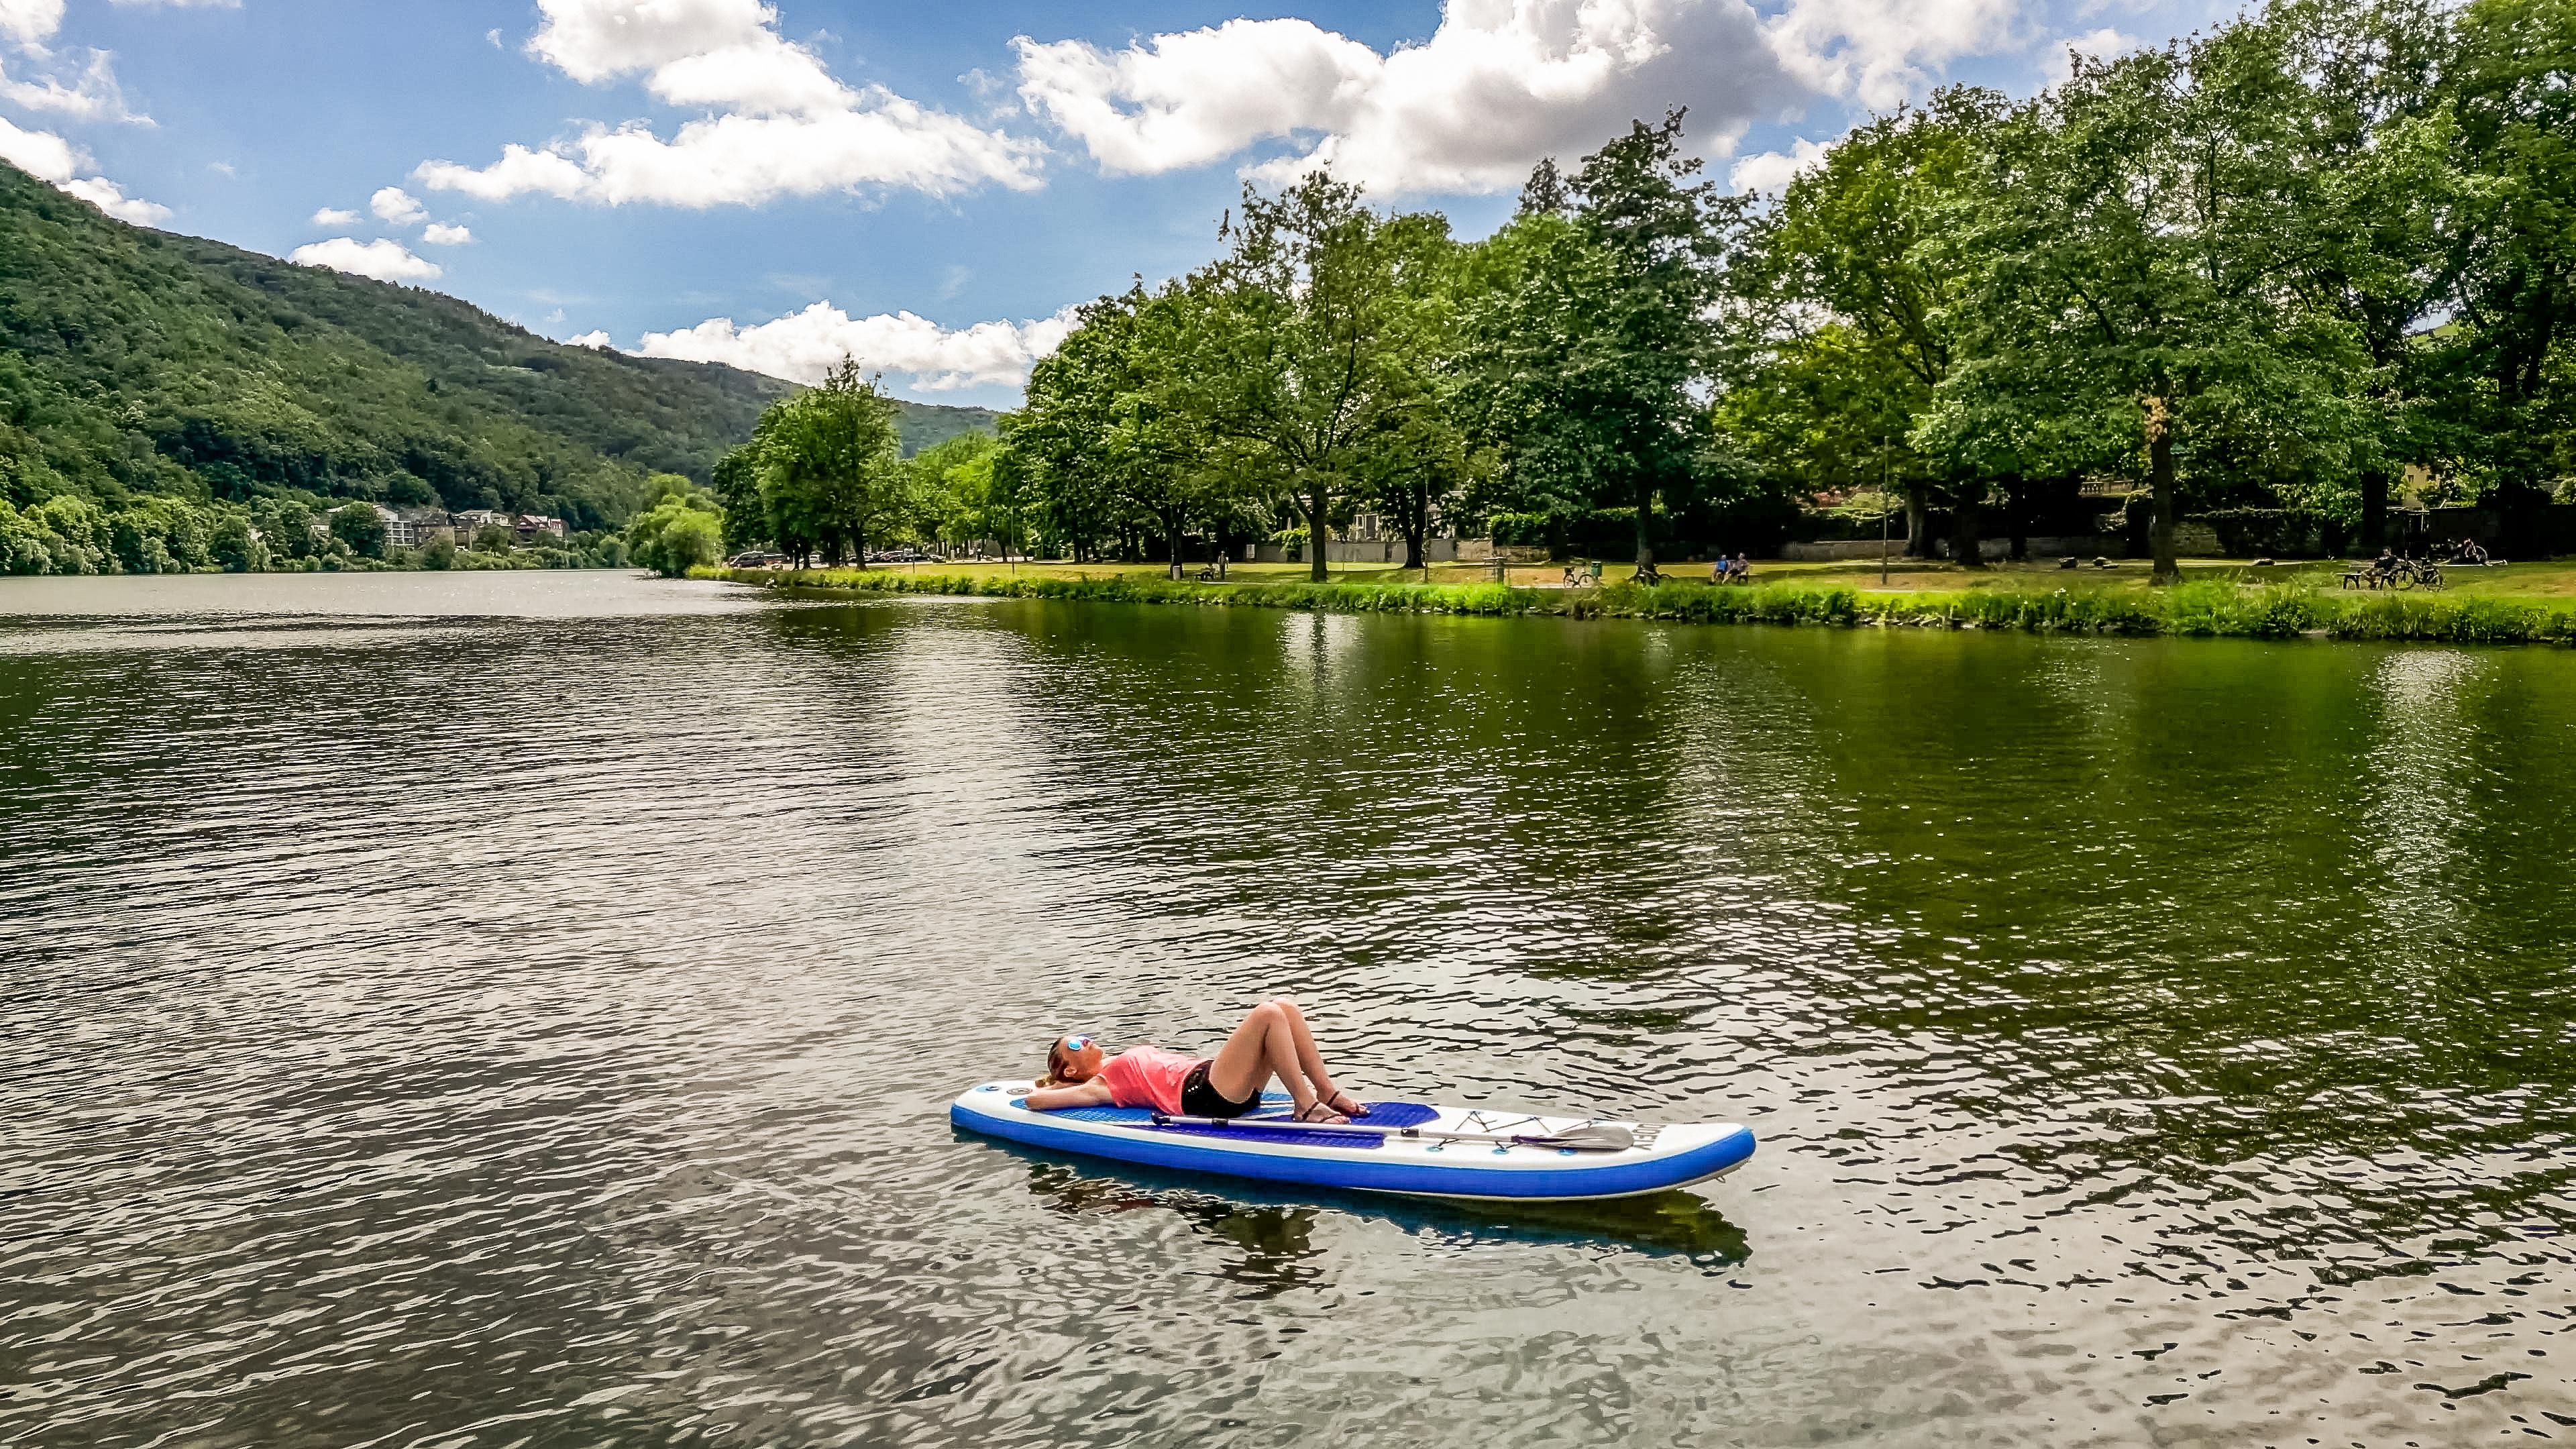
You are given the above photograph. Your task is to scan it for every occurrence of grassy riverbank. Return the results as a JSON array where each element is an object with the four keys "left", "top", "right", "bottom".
[{"left": 698, "top": 562, "right": 2576, "bottom": 645}]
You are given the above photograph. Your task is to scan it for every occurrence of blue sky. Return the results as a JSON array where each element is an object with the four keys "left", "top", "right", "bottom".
[{"left": 1, "top": 0, "right": 2235, "bottom": 409}]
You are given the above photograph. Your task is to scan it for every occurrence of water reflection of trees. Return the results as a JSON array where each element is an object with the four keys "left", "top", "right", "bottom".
[{"left": 1722, "top": 633, "right": 2576, "bottom": 1263}]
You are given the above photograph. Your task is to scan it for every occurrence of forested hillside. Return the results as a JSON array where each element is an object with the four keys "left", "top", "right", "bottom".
[{"left": 0, "top": 162, "right": 993, "bottom": 530}]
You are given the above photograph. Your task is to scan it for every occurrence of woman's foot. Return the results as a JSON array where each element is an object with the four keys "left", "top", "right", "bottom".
[
  {"left": 1323, "top": 1089, "right": 1370, "bottom": 1119},
  {"left": 1294, "top": 1100, "right": 1350, "bottom": 1124}
]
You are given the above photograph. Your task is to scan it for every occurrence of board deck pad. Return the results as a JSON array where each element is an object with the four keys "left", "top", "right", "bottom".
[{"left": 951, "top": 1081, "right": 1755, "bottom": 1203}]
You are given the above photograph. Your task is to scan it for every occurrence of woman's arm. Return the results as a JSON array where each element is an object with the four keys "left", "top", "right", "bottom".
[{"left": 1022, "top": 1079, "right": 1114, "bottom": 1111}]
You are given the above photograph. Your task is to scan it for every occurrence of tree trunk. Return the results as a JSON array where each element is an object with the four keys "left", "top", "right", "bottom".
[
  {"left": 1168, "top": 515, "right": 1184, "bottom": 580},
  {"left": 1634, "top": 482, "right": 1656, "bottom": 574},
  {"left": 1403, "top": 486, "right": 1428, "bottom": 572},
  {"left": 1307, "top": 485, "right": 1328, "bottom": 583},
  {"left": 2004, "top": 476, "right": 2029, "bottom": 561},
  {"left": 1904, "top": 483, "right": 1931, "bottom": 558},
  {"left": 2359, "top": 468, "right": 2390, "bottom": 552},
  {"left": 1949, "top": 486, "right": 1984, "bottom": 570},
  {"left": 2146, "top": 396, "right": 2178, "bottom": 584}
]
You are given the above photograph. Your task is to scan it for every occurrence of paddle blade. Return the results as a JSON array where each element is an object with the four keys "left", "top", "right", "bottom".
[{"left": 1521, "top": 1123, "right": 1636, "bottom": 1152}]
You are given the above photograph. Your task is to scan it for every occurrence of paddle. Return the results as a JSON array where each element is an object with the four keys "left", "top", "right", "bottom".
[{"left": 1148, "top": 1112, "right": 1638, "bottom": 1152}]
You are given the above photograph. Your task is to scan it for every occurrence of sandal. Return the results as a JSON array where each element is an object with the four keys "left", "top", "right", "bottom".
[
  {"left": 1324, "top": 1089, "right": 1371, "bottom": 1120},
  {"left": 1295, "top": 1101, "right": 1349, "bottom": 1124}
]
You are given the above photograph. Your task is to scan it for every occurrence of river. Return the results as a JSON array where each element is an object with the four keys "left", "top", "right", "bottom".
[{"left": 3, "top": 570, "right": 2569, "bottom": 1447}]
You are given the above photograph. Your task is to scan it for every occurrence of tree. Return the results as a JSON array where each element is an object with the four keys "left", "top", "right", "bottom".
[
  {"left": 906, "top": 431, "right": 1006, "bottom": 555},
  {"left": 625, "top": 493, "right": 725, "bottom": 576},
  {"left": 711, "top": 446, "right": 766, "bottom": 549},
  {"left": 1927, "top": 46, "right": 2368, "bottom": 582},
  {"left": 1453, "top": 211, "right": 1611, "bottom": 557},
  {"left": 1737, "top": 90, "right": 2004, "bottom": 561},
  {"left": 1460, "top": 114, "right": 1739, "bottom": 573},
  {"left": 2436, "top": 0, "right": 2576, "bottom": 513},
  {"left": 1100, "top": 285, "right": 1240, "bottom": 578},
  {"left": 1186, "top": 173, "right": 1454, "bottom": 581},
  {"left": 329, "top": 502, "right": 386, "bottom": 559},
  {"left": 745, "top": 359, "right": 907, "bottom": 567},
  {"left": 1007, "top": 296, "right": 1135, "bottom": 564},
  {"left": 2246, "top": 0, "right": 2460, "bottom": 547},
  {"left": 657, "top": 511, "right": 722, "bottom": 576},
  {"left": 209, "top": 511, "right": 266, "bottom": 572}
]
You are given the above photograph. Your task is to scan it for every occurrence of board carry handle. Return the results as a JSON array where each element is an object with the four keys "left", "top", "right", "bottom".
[{"left": 1148, "top": 1112, "right": 1636, "bottom": 1152}]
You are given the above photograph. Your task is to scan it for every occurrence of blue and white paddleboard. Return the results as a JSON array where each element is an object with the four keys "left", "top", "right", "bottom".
[{"left": 949, "top": 1081, "right": 1756, "bottom": 1202}]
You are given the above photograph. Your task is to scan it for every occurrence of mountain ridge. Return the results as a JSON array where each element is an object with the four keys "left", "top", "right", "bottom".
[{"left": 0, "top": 163, "right": 997, "bottom": 529}]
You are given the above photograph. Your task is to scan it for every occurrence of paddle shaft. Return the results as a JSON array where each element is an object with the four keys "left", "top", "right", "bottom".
[{"left": 1147, "top": 1112, "right": 1635, "bottom": 1152}]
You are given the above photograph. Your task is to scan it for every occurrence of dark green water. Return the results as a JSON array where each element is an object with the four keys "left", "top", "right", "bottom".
[{"left": 3, "top": 572, "right": 2571, "bottom": 1447}]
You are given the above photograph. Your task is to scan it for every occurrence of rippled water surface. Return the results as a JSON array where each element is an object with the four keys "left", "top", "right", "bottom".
[{"left": 5, "top": 570, "right": 2573, "bottom": 1447}]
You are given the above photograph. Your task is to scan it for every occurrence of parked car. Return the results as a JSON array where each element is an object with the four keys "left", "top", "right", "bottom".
[{"left": 726, "top": 551, "right": 783, "bottom": 568}]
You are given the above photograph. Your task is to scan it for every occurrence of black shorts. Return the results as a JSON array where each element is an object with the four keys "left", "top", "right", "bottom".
[{"left": 1180, "top": 1061, "right": 1259, "bottom": 1118}]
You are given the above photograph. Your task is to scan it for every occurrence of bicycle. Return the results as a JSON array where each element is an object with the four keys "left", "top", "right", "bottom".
[{"left": 2389, "top": 558, "right": 2445, "bottom": 591}]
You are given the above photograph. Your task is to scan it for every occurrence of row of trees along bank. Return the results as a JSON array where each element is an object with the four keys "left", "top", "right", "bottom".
[
  {"left": 706, "top": 0, "right": 2576, "bottom": 586},
  {"left": 1, "top": 492, "right": 637, "bottom": 574}
]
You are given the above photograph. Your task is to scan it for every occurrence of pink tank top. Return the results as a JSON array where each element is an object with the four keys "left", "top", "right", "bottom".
[{"left": 1098, "top": 1046, "right": 1201, "bottom": 1115}]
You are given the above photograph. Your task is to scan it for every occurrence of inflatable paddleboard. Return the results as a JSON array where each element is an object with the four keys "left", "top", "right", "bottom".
[{"left": 949, "top": 1081, "right": 1755, "bottom": 1202}]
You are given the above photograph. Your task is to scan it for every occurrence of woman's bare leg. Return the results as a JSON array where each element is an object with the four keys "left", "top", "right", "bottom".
[
  {"left": 1269, "top": 998, "right": 1350, "bottom": 1109},
  {"left": 1205, "top": 999, "right": 1342, "bottom": 1118}
]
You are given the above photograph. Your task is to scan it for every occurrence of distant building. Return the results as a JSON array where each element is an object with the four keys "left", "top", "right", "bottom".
[
  {"left": 446, "top": 509, "right": 566, "bottom": 546},
  {"left": 398, "top": 508, "right": 455, "bottom": 547},
  {"left": 372, "top": 505, "right": 464, "bottom": 549}
]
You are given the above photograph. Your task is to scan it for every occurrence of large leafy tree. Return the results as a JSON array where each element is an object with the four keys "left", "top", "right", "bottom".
[
  {"left": 1927, "top": 45, "right": 2369, "bottom": 582},
  {"left": 1186, "top": 174, "right": 1452, "bottom": 581},
  {"left": 2436, "top": 0, "right": 2576, "bottom": 511},
  {"left": 1010, "top": 288, "right": 1160, "bottom": 564},
  {"left": 906, "top": 432, "right": 1015, "bottom": 555},
  {"left": 1461, "top": 113, "right": 1738, "bottom": 573},
  {"left": 1731, "top": 90, "right": 2004, "bottom": 561},
  {"left": 735, "top": 360, "right": 907, "bottom": 567},
  {"left": 2242, "top": 0, "right": 2461, "bottom": 545}
]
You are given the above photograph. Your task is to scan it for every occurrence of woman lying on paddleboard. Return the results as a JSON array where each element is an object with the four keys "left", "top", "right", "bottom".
[{"left": 1026, "top": 997, "right": 1371, "bottom": 1124}]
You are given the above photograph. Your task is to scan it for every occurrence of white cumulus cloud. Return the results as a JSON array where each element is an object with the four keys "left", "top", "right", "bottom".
[
  {"left": 1015, "top": 1, "right": 1807, "bottom": 197},
  {"left": 0, "top": 0, "right": 154, "bottom": 123},
  {"left": 0, "top": 109, "right": 74, "bottom": 176},
  {"left": 415, "top": 0, "right": 1040, "bottom": 207},
  {"left": 0, "top": 113, "right": 166, "bottom": 221},
  {"left": 0, "top": 0, "right": 63, "bottom": 47},
  {"left": 311, "top": 205, "right": 359, "bottom": 225},
  {"left": 370, "top": 184, "right": 427, "bottom": 225},
  {"left": 629, "top": 300, "right": 1079, "bottom": 392},
  {"left": 1730, "top": 135, "right": 1827, "bottom": 193},
  {"left": 58, "top": 172, "right": 164, "bottom": 221},
  {"left": 0, "top": 46, "right": 130, "bottom": 119},
  {"left": 1764, "top": 0, "right": 2027, "bottom": 109},
  {"left": 1014, "top": 0, "right": 2060, "bottom": 192},
  {"left": 2041, "top": 27, "right": 2139, "bottom": 85},
  {"left": 566, "top": 329, "right": 614, "bottom": 349},
  {"left": 289, "top": 237, "right": 443, "bottom": 283},
  {"left": 421, "top": 221, "right": 474, "bottom": 245}
]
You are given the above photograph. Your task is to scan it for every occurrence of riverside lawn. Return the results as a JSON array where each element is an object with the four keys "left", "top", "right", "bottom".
[{"left": 698, "top": 557, "right": 2576, "bottom": 645}]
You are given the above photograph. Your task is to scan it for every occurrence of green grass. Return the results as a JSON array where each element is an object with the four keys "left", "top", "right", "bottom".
[{"left": 697, "top": 564, "right": 2576, "bottom": 646}]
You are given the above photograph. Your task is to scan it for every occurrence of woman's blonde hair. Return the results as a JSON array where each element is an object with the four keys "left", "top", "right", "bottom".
[{"left": 1039, "top": 1034, "right": 1104, "bottom": 1087}]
